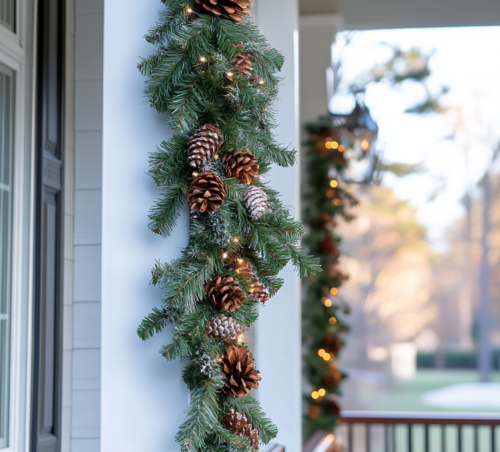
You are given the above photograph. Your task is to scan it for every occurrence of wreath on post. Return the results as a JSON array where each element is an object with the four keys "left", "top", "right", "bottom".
[{"left": 136, "top": 1, "right": 320, "bottom": 451}]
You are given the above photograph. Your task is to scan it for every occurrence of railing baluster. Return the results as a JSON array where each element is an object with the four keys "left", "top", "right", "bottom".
[
  {"left": 348, "top": 423, "right": 353, "bottom": 452},
  {"left": 393, "top": 423, "right": 396, "bottom": 452},
  {"left": 474, "top": 426, "right": 479, "bottom": 452},
  {"left": 442, "top": 425, "right": 446, "bottom": 452},
  {"left": 424, "top": 424, "right": 429, "bottom": 452},
  {"left": 491, "top": 425, "right": 495, "bottom": 452},
  {"left": 458, "top": 425, "right": 462, "bottom": 452},
  {"left": 384, "top": 424, "right": 389, "bottom": 452},
  {"left": 408, "top": 424, "right": 412, "bottom": 452},
  {"left": 366, "top": 424, "right": 371, "bottom": 452}
]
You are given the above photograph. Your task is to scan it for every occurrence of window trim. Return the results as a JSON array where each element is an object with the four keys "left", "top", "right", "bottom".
[{"left": 0, "top": 0, "right": 35, "bottom": 448}]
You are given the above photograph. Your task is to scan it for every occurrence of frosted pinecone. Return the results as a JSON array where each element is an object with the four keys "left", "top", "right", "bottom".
[
  {"left": 242, "top": 186, "right": 268, "bottom": 220},
  {"left": 206, "top": 315, "right": 243, "bottom": 341}
]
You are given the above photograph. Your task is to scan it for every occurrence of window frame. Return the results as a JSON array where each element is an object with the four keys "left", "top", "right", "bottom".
[{"left": 0, "top": 0, "right": 35, "bottom": 449}]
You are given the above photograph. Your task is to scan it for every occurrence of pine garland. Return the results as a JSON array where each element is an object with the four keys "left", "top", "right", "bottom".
[
  {"left": 302, "top": 116, "right": 358, "bottom": 439},
  {"left": 137, "top": 2, "right": 320, "bottom": 451}
]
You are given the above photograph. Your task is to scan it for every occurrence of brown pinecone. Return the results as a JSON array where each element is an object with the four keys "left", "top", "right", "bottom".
[
  {"left": 229, "top": 258, "right": 254, "bottom": 279},
  {"left": 327, "top": 399, "right": 342, "bottom": 417},
  {"left": 318, "top": 213, "right": 334, "bottom": 229},
  {"left": 242, "top": 186, "right": 267, "bottom": 220},
  {"left": 204, "top": 275, "right": 245, "bottom": 312},
  {"left": 323, "top": 335, "right": 343, "bottom": 356},
  {"left": 188, "top": 172, "right": 226, "bottom": 214},
  {"left": 206, "top": 315, "right": 243, "bottom": 341},
  {"left": 250, "top": 281, "right": 270, "bottom": 304},
  {"left": 221, "top": 346, "right": 261, "bottom": 397},
  {"left": 224, "top": 150, "right": 259, "bottom": 185},
  {"left": 319, "top": 234, "right": 338, "bottom": 256},
  {"left": 308, "top": 405, "right": 321, "bottom": 420},
  {"left": 232, "top": 52, "right": 253, "bottom": 76},
  {"left": 188, "top": 124, "right": 223, "bottom": 168},
  {"left": 324, "top": 364, "right": 343, "bottom": 388},
  {"left": 223, "top": 408, "right": 260, "bottom": 450},
  {"left": 194, "top": 0, "right": 253, "bottom": 23},
  {"left": 328, "top": 261, "right": 346, "bottom": 281}
]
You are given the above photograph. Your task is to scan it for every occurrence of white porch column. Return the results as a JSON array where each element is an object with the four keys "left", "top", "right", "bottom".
[
  {"left": 101, "top": 1, "right": 188, "bottom": 450},
  {"left": 255, "top": 1, "right": 302, "bottom": 451}
]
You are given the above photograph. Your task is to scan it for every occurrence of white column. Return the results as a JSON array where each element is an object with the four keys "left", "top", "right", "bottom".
[
  {"left": 255, "top": 1, "right": 302, "bottom": 451},
  {"left": 299, "top": 14, "right": 343, "bottom": 128},
  {"left": 101, "top": 1, "right": 188, "bottom": 451}
]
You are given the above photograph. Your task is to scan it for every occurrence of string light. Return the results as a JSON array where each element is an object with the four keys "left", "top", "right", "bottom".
[
  {"left": 325, "top": 141, "right": 332, "bottom": 150},
  {"left": 187, "top": 7, "right": 193, "bottom": 12},
  {"left": 233, "top": 237, "right": 239, "bottom": 243},
  {"left": 199, "top": 56, "right": 207, "bottom": 63},
  {"left": 222, "top": 252, "right": 228, "bottom": 259},
  {"left": 333, "top": 198, "right": 343, "bottom": 207},
  {"left": 318, "top": 349, "right": 325, "bottom": 357},
  {"left": 338, "top": 144, "right": 345, "bottom": 152},
  {"left": 329, "top": 317, "right": 337, "bottom": 325},
  {"left": 311, "top": 391, "right": 319, "bottom": 400},
  {"left": 330, "top": 287, "right": 338, "bottom": 296},
  {"left": 192, "top": 171, "right": 199, "bottom": 177},
  {"left": 321, "top": 297, "right": 328, "bottom": 304},
  {"left": 326, "top": 189, "right": 335, "bottom": 198},
  {"left": 259, "top": 80, "right": 265, "bottom": 85},
  {"left": 237, "top": 333, "right": 245, "bottom": 344},
  {"left": 214, "top": 154, "right": 219, "bottom": 159},
  {"left": 318, "top": 388, "right": 326, "bottom": 397},
  {"left": 331, "top": 141, "right": 339, "bottom": 150},
  {"left": 330, "top": 180, "right": 338, "bottom": 188},
  {"left": 226, "top": 72, "right": 234, "bottom": 78},
  {"left": 324, "top": 299, "right": 332, "bottom": 308},
  {"left": 323, "top": 353, "right": 331, "bottom": 361},
  {"left": 361, "top": 139, "right": 370, "bottom": 151}
]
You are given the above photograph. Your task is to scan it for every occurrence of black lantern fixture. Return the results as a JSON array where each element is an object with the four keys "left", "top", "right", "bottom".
[{"left": 330, "top": 91, "right": 381, "bottom": 184}]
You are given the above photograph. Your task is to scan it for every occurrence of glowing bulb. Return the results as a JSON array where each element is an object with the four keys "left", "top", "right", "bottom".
[
  {"left": 323, "top": 353, "right": 331, "bottom": 361},
  {"left": 326, "top": 189, "right": 335, "bottom": 198},
  {"left": 324, "top": 300, "right": 332, "bottom": 308},
  {"left": 318, "top": 349, "right": 325, "bottom": 357},
  {"left": 329, "top": 317, "right": 337, "bottom": 325},
  {"left": 199, "top": 56, "right": 207, "bottom": 62},
  {"left": 311, "top": 391, "right": 319, "bottom": 399},
  {"left": 338, "top": 144, "right": 345, "bottom": 152},
  {"left": 222, "top": 252, "right": 228, "bottom": 259},
  {"left": 331, "top": 141, "right": 339, "bottom": 149},
  {"left": 333, "top": 199, "right": 343, "bottom": 207},
  {"left": 187, "top": 7, "right": 193, "bottom": 12},
  {"left": 233, "top": 237, "right": 239, "bottom": 243},
  {"left": 214, "top": 154, "right": 219, "bottom": 159},
  {"left": 259, "top": 80, "right": 265, "bottom": 85},
  {"left": 361, "top": 139, "right": 370, "bottom": 151},
  {"left": 325, "top": 141, "right": 332, "bottom": 150},
  {"left": 318, "top": 388, "right": 326, "bottom": 397},
  {"left": 321, "top": 297, "right": 328, "bottom": 304},
  {"left": 330, "top": 180, "right": 338, "bottom": 188},
  {"left": 237, "top": 333, "right": 245, "bottom": 344},
  {"left": 226, "top": 72, "right": 234, "bottom": 78},
  {"left": 330, "top": 287, "right": 338, "bottom": 296},
  {"left": 192, "top": 171, "right": 199, "bottom": 177},
  {"left": 238, "top": 259, "right": 243, "bottom": 264}
]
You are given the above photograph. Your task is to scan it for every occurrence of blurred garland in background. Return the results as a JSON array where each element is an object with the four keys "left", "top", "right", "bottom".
[{"left": 302, "top": 116, "right": 359, "bottom": 439}]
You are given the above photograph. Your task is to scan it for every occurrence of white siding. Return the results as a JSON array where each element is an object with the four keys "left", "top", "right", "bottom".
[{"left": 71, "top": 0, "right": 104, "bottom": 450}]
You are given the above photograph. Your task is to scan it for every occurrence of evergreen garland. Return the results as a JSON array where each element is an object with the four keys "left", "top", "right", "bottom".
[
  {"left": 302, "top": 116, "right": 358, "bottom": 439},
  {"left": 136, "top": 1, "right": 320, "bottom": 451}
]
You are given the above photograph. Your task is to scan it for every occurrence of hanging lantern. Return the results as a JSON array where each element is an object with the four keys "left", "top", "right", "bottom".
[{"left": 331, "top": 92, "right": 381, "bottom": 184}]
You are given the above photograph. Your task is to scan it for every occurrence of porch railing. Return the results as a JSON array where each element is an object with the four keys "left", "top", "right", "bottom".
[
  {"left": 305, "top": 411, "right": 500, "bottom": 452},
  {"left": 339, "top": 411, "right": 500, "bottom": 452}
]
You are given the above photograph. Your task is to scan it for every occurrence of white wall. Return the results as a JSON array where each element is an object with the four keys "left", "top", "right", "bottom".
[{"left": 101, "top": 0, "right": 302, "bottom": 451}]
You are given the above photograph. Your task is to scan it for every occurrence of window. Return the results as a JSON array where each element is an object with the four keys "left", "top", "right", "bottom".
[
  {"left": 0, "top": 0, "right": 15, "bottom": 32},
  {"left": 0, "top": 61, "right": 14, "bottom": 450}
]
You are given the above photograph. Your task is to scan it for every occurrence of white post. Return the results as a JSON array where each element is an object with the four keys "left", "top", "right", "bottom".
[
  {"left": 101, "top": 1, "right": 189, "bottom": 450},
  {"left": 255, "top": 1, "right": 302, "bottom": 450}
]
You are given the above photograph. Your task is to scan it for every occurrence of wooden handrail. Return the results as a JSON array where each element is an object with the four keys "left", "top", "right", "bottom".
[{"left": 341, "top": 410, "right": 500, "bottom": 426}]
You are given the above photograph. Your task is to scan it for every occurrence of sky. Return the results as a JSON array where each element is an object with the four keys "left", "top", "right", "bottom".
[{"left": 331, "top": 26, "right": 500, "bottom": 251}]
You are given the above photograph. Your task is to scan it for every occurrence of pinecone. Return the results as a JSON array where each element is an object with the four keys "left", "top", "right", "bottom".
[
  {"left": 319, "top": 234, "right": 338, "bottom": 256},
  {"left": 188, "top": 124, "right": 223, "bottom": 168},
  {"left": 194, "top": 0, "right": 253, "bottom": 23},
  {"left": 224, "top": 150, "right": 259, "bottom": 185},
  {"left": 232, "top": 52, "right": 252, "bottom": 76},
  {"left": 242, "top": 186, "right": 267, "bottom": 220},
  {"left": 249, "top": 281, "right": 270, "bottom": 304},
  {"left": 223, "top": 408, "right": 260, "bottom": 450},
  {"left": 318, "top": 213, "right": 334, "bottom": 229},
  {"left": 206, "top": 315, "right": 243, "bottom": 341},
  {"left": 324, "top": 364, "right": 342, "bottom": 388},
  {"left": 323, "top": 335, "right": 343, "bottom": 356},
  {"left": 229, "top": 258, "right": 254, "bottom": 279},
  {"left": 308, "top": 405, "right": 321, "bottom": 420},
  {"left": 189, "top": 207, "right": 203, "bottom": 221},
  {"left": 221, "top": 346, "right": 261, "bottom": 397},
  {"left": 327, "top": 399, "right": 342, "bottom": 417},
  {"left": 204, "top": 275, "right": 245, "bottom": 312},
  {"left": 188, "top": 172, "right": 226, "bottom": 214}
]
